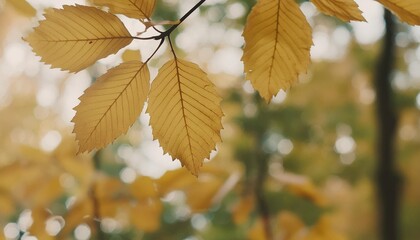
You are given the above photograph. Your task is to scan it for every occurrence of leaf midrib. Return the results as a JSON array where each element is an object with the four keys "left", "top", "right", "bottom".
[
  {"left": 268, "top": 0, "right": 281, "bottom": 95},
  {"left": 35, "top": 36, "right": 133, "bottom": 42},
  {"left": 174, "top": 59, "right": 195, "bottom": 169},
  {"left": 82, "top": 63, "right": 146, "bottom": 147}
]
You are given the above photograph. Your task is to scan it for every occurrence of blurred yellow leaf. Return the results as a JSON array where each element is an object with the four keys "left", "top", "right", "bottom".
[
  {"left": 248, "top": 218, "right": 265, "bottom": 240},
  {"left": 99, "top": 199, "right": 130, "bottom": 217},
  {"left": 377, "top": 0, "right": 420, "bottom": 25},
  {"left": 0, "top": 194, "right": 15, "bottom": 217},
  {"left": 73, "top": 61, "right": 150, "bottom": 153},
  {"left": 29, "top": 208, "right": 54, "bottom": 240},
  {"left": 92, "top": 0, "right": 156, "bottom": 19},
  {"left": 310, "top": 0, "right": 365, "bottom": 22},
  {"left": 156, "top": 168, "right": 197, "bottom": 194},
  {"left": 232, "top": 194, "right": 254, "bottom": 225},
  {"left": 129, "top": 176, "right": 159, "bottom": 199},
  {"left": 130, "top": 200, "right": 163, "bottom": 232},
  {"left": 5, "top": 0, "right": 36, "bottom": 17},
  {"left": 277, "top": 211, "right": 304, "bottom": 240},
  {"left": 122, "top": 49, "right": 142, "bottom": 62},
  {"left": 26, "top": 176, "right": 63, "bottom": 207},
  {"left": 287, "top": 181, "right": 327, "bottom": 207},
  {"left": 25, "top": 5, "right": 133, "bottom": 72},
  {"left": 60, "top": 199, "right": 94, "bottom": 237},
  {"left": 95, "top": 177, "right": 122, "bottom": 200},
  {"left": 272, "top": 171, "right": 327, "bottom": 206},
  {"left": 147, "top": 59, "right": 223, "bottom": 175},
  {"left": 185, "top": 177, "right": 224, "bottom": 212},
  {"left": 19, "top": 145, "right": 49, "bottom": 163},
  {"left": 242, "top": 0, "right": 312, "bottom": 102},
  {"left": 302, "top": 215, "right": 347, "bottom": 240}
]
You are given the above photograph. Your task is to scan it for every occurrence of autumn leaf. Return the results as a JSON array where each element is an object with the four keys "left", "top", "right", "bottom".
[
  {"left": 73, "top": 61, "right": 150, "bottom": 153},
  {"left": 377, "top": 0, "right": 420, "bottom": 25},
  {"left": 242, "top": 0, "right": 312, "bottom": 102},
  {"left": 122, "top": 49, "right": 142, "bottom": 62},
  {"left": 25, "top": 5, "right": 133, "bottom": 72},
  {"left": 5, "top": 0, "right": 36, "bottom": 17},
  {"left": 29, "top": 208, "right": 55, "bottom": 240},
  {"left": 310, "top": 0, "right": 365, "bottom": 22},
  {"left": 232, "top": 194, "right": 254, "bottom": 225},
  {"left": 91, "top": 0, "right": 156, "bottom": 20},
  {"left": 277, "top": 211, "right": 305, "bottom": 240},
  {"left": 147, "top": 59, "right": 223, "bottom": 176}
]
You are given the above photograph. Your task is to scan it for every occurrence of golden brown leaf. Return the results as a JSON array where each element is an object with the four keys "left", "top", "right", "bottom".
[
  {"left": 277, "top": 211, "right": 305, "bottom": 239},
  {"left": 129, "top": 176, "right": 159, "bottom": 199},
  {"left": 310, "top": 0, "right": 365, "bottom": 22},
  {"left": 72, "top": 61, "right": 149, "bottom": 153},
  {"left": 147, "top": 59, "right": 223, "bottom": 175},
  {"left": 185, "top": 177, "right": 224, "bottom": 212},
  {"left": 29, "top": 208, "right": 54, "bottom": 240},
  {"left": 91, "top": 0, "right": 156, "bottom": 19},
  {"left": 25, "top": 5, "right": 133, "bottom": 72},
  {"left": 232, "top": 194, "right": 254, "bottom": 225},
  {"left": 0, "top": 194, "right": 15, "bottom": 217},
  {"left": 122, "top": 49, "right": 141, "bottom": 62},
  {"left": 130, "top": 201, "right": 163, "bottom": 232},
  {"left": 5, "top": 0, "right": 36, "bottom": 17},
  {"left": 377, "top": 0, "right": 420, "bottom": 25},
  {"left": 242, "top": 0, "right": 312, "bottom": 102}
]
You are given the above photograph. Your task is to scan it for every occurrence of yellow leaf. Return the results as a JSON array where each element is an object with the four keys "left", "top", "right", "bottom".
[
  {"left": 60, "top": 199, "right": 93, "bottom": 237},
  {"left": 0, "top": 194, "right": 15, "bottom": 217},
  {"left": 99, "top": 199, "right": 130, "bottom": 217},
  {"left": 156, "top": 167, "right": 197, "bottom": 194},
  {"left": 122, "top": 49, "right": 141, "bottom": 62},
  {"left": 29, "top": 208, "right": 54, "bottom": 240},
  {"left": 147, "top": 59, "right": 223, "bottom": 175},
  {"left": 310, "top": 0, "right": 365, "bottom": 22},
  {"left": 303, "top": 215, "right": 347, "bottom": 240},
  {"left": 242, "top": 0, "right": 312, "bottom": 102},
  {"left": 94, "top": 177, "right": 123, "bottom": 200},
  {"left": 27, "top": 176, "right": 64, "bottom": 207},
  {"left": 377, "top": 0, "right": 420, "bottom": 25},
  {"left": 5, "top": 0, "right": 36, "bottom": 17},
  {"left": 130, "top": 201, "right": 163, "bottom": 232},
  {"left": 25, "top": 5, "right": 133, "bottom": 72},
  {"left": 129, "top": 176, "right": 159, "bottom": 200},
  {"left": 232, "top": 194, "right": 255, "bottom": 225},
  {"left": 91, "top": 0, "right": 156, "bottom": 19},
  {"left": 277, "top": 211, "right": 304, "bottom": 240},
  {"left": 185, "top": 177, "right": 224, "bottom": 212},
  {"left": 287, "top": 181, "right": 327, "bottom": 207},
  {"left": 72, "top": 61, "right": 150, "bottom": 153},
  {"left": 248, "top": 218, "right": 265, "bottom": 240}
]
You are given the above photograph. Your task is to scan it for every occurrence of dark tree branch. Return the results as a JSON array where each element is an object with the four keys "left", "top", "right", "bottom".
[
  {"left": 374, "top": 9, "right": 402, "bottom": 240},
  {"left": 134, "top": 0, "right": 206, "bottom": 41}
]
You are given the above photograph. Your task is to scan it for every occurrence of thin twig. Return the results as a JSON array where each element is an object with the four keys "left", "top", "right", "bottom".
[{"left": 132, "top": 0, "right": 206, "bottom": 41}]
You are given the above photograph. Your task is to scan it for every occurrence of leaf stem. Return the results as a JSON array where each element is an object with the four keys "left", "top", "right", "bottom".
[
  {"left": 168, "top": 36, "right": 177, "bottom": 60},
  {"left": 161, "top": 0, "right": 206, "bottom": 38},
  {"left": 132, "top": 0, "right": 206, "bottom": 41},
  {"left": 144, "top": 38, "right": 165, "bottom": 64}
]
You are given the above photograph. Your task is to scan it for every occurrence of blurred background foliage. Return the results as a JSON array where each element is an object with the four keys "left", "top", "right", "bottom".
[{"left": 0, "top": 0, "right": 420, "bottom": 239}]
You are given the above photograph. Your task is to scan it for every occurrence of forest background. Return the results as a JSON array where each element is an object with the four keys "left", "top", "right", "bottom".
[{"left": 0, "top": 0, "right": 420, "bottom": 239}]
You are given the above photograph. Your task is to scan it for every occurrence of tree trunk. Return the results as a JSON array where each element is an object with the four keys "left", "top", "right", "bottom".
[{"left": 374, "top": 9, "right": 402, "bottom": 240}]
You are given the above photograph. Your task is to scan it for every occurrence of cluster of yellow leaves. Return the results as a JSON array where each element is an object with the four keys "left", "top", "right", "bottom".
[
  {"left": 242, "top": 0, "right": 420, "bottom": 102},
  {"left": 25, "top": 0, "right": 420, "bottom": 175},
  {"left": 0, "top": 140, "right": 235, "bottom": 238},
  {"left": 249, "top": 212, "right": 347, "bottom": 240},
  {"left": 25, "top": 1, "right": 222, "bottom": 175}
]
